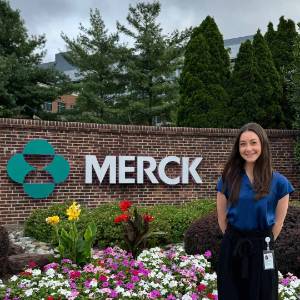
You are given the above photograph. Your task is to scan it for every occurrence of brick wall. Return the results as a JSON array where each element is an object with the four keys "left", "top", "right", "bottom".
[{"left": 0, "top": 118, "right": 299, "bottom": 225}]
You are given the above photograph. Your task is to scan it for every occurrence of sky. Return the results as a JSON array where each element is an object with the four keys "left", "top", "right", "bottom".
[{"left": 9, "top": 0, "right": 300, "bottom": 63}]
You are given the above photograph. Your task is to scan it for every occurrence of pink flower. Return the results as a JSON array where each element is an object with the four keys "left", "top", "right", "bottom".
[
  {"left": 204, "top": 250, "right": 212, "bottom": 259},
  {"left": 99, "top": 275, "right": 108, "bottom": 281}
]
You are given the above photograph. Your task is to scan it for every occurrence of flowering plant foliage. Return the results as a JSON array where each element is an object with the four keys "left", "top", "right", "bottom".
[
  {"left": 0, "top": 245, "right": 299, "bottom": 299},
  {"left": 46, "top": 201, "right": 96, "bottom": 265},
  {"left": 114, "top": 200, "right": 164, "bottom": 258}
]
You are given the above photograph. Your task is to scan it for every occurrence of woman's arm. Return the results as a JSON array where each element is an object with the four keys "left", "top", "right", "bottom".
[
  {"left": 217, "top": 191, "right": 228, "bottom": 234},
  {"left": 272, "top": 194, "right": 289, "bottom": 240}
]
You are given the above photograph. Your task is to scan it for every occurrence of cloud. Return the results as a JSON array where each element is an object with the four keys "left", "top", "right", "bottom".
[{"left": 8, "top": 0, "right": 300, "bottom": 62}]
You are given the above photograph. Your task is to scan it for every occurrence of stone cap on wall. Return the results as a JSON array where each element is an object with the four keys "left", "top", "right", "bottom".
[{"left": 0, "top": 118, "right": 299, "bottom": 137}]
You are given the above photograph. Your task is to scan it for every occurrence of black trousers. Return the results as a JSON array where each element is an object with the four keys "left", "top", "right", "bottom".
[{"left": 217, "top": 224, "right": 278, "bottom": 300}]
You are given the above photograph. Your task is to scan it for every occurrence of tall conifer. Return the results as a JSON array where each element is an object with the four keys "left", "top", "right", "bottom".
[
  {"left": 177, "top": 16, "right": 230, "bottom": 127},
  {"left": 252, "top": 30, "right": 284, "bottom": 128},
  {"left": 227, "top": 40, "right": 262, "bottom": 127}
]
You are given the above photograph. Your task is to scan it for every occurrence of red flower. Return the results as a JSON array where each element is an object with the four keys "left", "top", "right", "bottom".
[
  {"left": 28, "top": 260, "right": 37, "bottom": 269},
  {"left": 99, "top": 275, "right": 108, "bottom": 281},
  {"left": 197, "top": 283, "right": 206, "bottom": 292},
  {"left": 114, "top": 213, "right": 129, "bottom": 223},
  {"left": 207, "top": 293, "right": 215, "bottom": 300},
  {"left": 143, "top": 214, "right": 154, "bottom": 222},
  {"left": 69, "top": 270, "right": 81, "bottom": 279},
  {"left": 119, "top": 200, "right": 132, "bottom": 212},
  {"left": 47, "top": 297, "right": 55, "bottom": 300},
  {"left": 19, "top": 271, "right": 32, "bottom": 277}
]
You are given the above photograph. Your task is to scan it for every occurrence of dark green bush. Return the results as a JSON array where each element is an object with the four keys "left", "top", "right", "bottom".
[
  {"left": 184, "top": 211, "right": 222, "bottom": 270},
  {"left": 184, "top": 206, "right": 300, "bottom": 277},
  {"left": 24, "top": 200, "right": 216, "bottom": 249},
  {"left": 276, "top": 206, "right": 300, "bottom": 277}
]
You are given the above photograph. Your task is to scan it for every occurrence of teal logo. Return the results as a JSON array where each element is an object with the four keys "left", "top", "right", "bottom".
[{"left": 6, "top": 139, "right": 70, "bottom": 199}]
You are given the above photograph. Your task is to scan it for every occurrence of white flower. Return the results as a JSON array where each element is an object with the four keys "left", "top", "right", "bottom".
[
  {"left": 32, "top": 269, "right": 41, "bottom": 276},
  {"left": 45, "top": 268, "right": 56, "bottom": 278},
  {"left": 10, "top": 275, "right": 18, "bottom": 282},
  {"left": 24, "top": 289, "right": 33, "bottom": 297}
]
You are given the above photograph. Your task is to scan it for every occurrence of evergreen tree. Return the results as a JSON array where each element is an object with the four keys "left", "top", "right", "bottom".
[
  {"left": 252, "top": 30, "right": 284, "bottom": 128},
  {"left": 0, "top": 0, "right": 67, "bottom": 118},
  {"left": 117, "top": 1, "right": 190, "bottom": 125},
  {"left": 227, "top": 40, "right": 263, "bottom": 127},
  {"left": 265, "top": 16, "right": 298, "bottom": 128},
  {"left": 198, "top": 16, "right": 231, "bottom": 86},
  {"left": 289, "top": 26, "right": 300, "bottom": 162},
  {"left": 177, "top": 16, "right": 230, "bottom": 127},
  {"left": 62, "top": 9, "right": 127, "bottom": 123},
  {"left": 265, "top": 16, "right": 298, "bottom": 74}
]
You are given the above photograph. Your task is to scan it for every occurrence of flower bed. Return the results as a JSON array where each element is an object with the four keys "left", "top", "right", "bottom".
[{"left": 0, "top": 245, "right": 299, "bottom": 299}]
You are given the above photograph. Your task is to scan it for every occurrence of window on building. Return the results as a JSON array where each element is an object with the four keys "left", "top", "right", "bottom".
[
  {"left": 44, "top": 101, "right": 52, "bottom": 112},
  {"left": 57, "top": 102, "right": 65, "bottom": 112}
]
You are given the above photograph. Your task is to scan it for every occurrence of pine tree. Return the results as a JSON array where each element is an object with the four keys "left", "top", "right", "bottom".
[
  {"left": 117, "top": 1, "right": 190, "bottom": 125},
  {"left": 227, "top": 40, "right": 263, "bottom": 127},
  {"left": 62, "top": 9, "right": 127, "bottom": 123},
  {"left": 266, "top": 16, "right": 298, "bottom": 74},
  {"left": 289, "top": 27, "right": 300, "bottom": 162},
  {"left": 265, "top": 16, "right": 298, "bottom": 128},
  {"left": 198, "top": 16, "right": 231, "bottom": 86},
  {"left": 252, "top": 30, "right": 284, "bottom": 128},
  {"left": 0, "top": 0, "right": 67, "bottom": 118},
  {"left": 177, "top": 16, "right": 230, "bottom": 127}
]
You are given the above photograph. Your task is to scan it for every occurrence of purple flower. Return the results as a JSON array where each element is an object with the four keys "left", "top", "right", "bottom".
[
  {"left": 43, "top": 262, "right": 59, "bottom": 271},
  {"left": 131, "top": 275, "right": 140, "bottom": 282},
  {"left": 204, "top": 250, "right": 212, "bottom": 259},
  {"left": 110, "top": 290, "right": 119, "bottom": 298},
  {"left": 167, "top": 294, "right": 176, "bottom": 300},
  {"left": 280, "top": 278, "right": 290, "bottom": 286},
  {"left": 84, "top": 279, "right": 91, "bottom": 289},
  {"left": 191, "top": 293, "right": 199, "bottom": 300},
  {"left": 125, "top": 282, "right": 135, "bottom": 290},
  {"left": 102, "top": 281, "right": 109, "bottom": 288},
  {"left": 61, "top": 258, "right": 72, "bottom": 264},
  {"left": 149, "top": 290, "right": 161, "bottom": 299}
]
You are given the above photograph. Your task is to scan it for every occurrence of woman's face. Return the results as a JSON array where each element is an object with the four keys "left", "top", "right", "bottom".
[{"left": 239, "top": 130, "right": 262, "bottom": 164}]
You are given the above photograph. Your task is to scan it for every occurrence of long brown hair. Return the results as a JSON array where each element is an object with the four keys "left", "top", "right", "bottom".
[{"left": 222, "top": 123, "right": 272, "bottom": 204}]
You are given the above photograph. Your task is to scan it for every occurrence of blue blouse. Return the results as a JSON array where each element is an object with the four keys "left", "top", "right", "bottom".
[{"left": 216, "top": 171, "right": 295, "bottom": 231}]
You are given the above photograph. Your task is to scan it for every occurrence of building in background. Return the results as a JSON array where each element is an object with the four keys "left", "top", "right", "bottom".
[{"left": 224, "top": 35, "right": 254, "bottom": 60}]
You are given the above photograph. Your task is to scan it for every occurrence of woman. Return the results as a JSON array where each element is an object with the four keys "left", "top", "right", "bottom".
[{"left": 216, "top": 122, "right": 294, "bottom": 300}]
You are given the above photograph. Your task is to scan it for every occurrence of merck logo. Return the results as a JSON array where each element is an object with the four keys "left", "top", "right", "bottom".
[{"left": 6, "top": 139, "right": 70, "bottom": 199}]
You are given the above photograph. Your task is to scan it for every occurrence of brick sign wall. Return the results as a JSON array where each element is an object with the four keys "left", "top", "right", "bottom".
[{"left": 0, "top": 118, "right": 299, "bottom": 225}]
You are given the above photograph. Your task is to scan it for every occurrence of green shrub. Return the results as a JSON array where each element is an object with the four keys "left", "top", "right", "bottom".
[
  {"left": 24, "top": 200, "right": 216, "bottom": 249},
  {"left": 184, "top": 206, "right": 300, "bottom": 277},
  {"left": 294, "top": 139, "right": 300, "bottom": 164}
]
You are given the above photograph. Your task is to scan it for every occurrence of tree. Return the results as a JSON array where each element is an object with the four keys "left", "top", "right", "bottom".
[
  {"left": 198, "top": 16, "right": 231, "bottom": 86},
  {"left": 289, "top": 25, "right": 300, "bottom": 162},
  {"left": 117, "top": 1, "right": 190, "bottom": 125},
  {"left": 265, "top": 16, "right": 298, "bottom": 74},
  {"left": 62, "top": 9, "right": 127, "bottom": 123},
  {"left": 252, "top": 30, "right": 284, "bottom": 128},
  {"left": 177, "top": 16, "right": 230, "bottom": 127},
  {"left": 227, "top": 40, "right": 263, "bottom": 127},
  {"left": 265, "top": 16, "right": 298, "bottom": 128},
  {"left": 0, "top": 0, "right": 67, "bottom": 118}
]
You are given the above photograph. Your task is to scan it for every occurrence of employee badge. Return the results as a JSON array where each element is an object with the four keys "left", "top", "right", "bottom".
[{"left": 263, "top": 236, "right": 275, "bottom": 270}]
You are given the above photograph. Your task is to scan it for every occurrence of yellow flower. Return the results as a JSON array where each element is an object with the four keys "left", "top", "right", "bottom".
[
  {"left": 66, "top": 201, "right": 81, "bottom": 221},
  {"left": 46, "top": 215, "right": 60, "bottom": 225}
]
